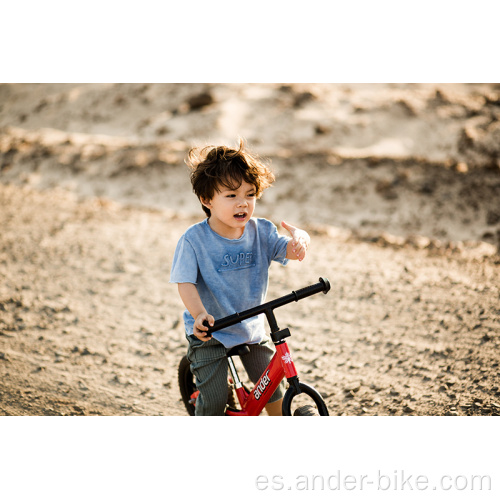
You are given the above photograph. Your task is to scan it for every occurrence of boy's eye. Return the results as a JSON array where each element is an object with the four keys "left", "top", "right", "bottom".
[{"left": 224, "top": 192, "right": 256, "bottom": 198}]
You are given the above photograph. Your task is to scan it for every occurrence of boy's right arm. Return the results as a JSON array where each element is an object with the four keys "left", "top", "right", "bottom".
[{"left": 177, "top": 283, "right": 214, "bottom": 341}]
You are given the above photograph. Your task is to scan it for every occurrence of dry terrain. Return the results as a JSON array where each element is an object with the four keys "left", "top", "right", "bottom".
[{"left": 1, "top": 83, "right": 499, "bottom": 416}]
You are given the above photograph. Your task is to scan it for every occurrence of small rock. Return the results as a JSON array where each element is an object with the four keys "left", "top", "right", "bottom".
[
  {"left": 187, "top": 92, "right": 214, "bottom": 111},
  {"left": 486, "top": 209, "right": 500, "bottom": 226},
  {"left": 314, "top": 124, "right": 330, "bottom": 135},
  {"left": 293, "top": 91, "right": 315, "bottom": 107},
  {"left": 344, "top": 382, "right": 361, "bottom": 393}
]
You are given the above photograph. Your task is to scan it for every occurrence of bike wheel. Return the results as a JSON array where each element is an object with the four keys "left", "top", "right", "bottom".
[
  {"left": 293, "top": 404, "right": 319, "bottom": 416},
  {"left": 282, "top": 382, "right": 329, "bottom": 416},
  {"left": 178, "top": 355, "right": 196, "bottom": 416}
]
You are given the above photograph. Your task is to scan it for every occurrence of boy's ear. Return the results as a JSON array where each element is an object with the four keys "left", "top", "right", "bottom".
[{"left": 200, "top": 197, "right": 212, "bottom": 209}]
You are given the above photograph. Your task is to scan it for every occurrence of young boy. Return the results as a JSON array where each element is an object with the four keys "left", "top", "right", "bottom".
[{"left": 170, "top": 140, "right": 310, "bottom": 416}]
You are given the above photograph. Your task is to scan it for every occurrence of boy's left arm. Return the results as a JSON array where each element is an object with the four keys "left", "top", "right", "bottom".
[{"left": 281, "top": 221, "right": 310, "bottom": 261}]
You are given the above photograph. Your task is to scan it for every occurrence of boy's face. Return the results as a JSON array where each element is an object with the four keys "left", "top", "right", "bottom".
[{"left": 201, "top": 179, "right": 257, "bottom": 238}]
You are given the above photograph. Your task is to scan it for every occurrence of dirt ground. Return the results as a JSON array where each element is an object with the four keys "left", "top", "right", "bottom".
[{"left": 1, "top": 83, "right": 499, "bottom": 416}]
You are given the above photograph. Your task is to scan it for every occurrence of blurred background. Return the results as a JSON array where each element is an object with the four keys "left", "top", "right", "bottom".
[{"left": 1, "top": 82, "right": 500, "bottom": 248}]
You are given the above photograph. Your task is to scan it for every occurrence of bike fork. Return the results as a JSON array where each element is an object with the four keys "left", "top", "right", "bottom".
[
  {"left": 227, "top": 356, "right": 250, "bottom": 408},
  {"left": 227, "top": 356, "right": 242, "bottom": 390}
]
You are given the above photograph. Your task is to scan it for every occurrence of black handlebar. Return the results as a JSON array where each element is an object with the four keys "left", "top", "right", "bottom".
[{"left": 204, "top": 277, "right": 330, "bottom": 336}]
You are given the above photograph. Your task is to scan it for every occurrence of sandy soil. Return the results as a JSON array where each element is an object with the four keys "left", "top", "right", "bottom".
[{"left": 1, "top": 83, "right": 499, "bottom": 416}]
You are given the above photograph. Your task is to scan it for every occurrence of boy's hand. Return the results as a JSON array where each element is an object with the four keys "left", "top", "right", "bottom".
[
  {"left": 194, "top": 312, "right": 215, "bottom": 341},
  {"left": 281, "top": 221, "right": 310, "bottom": 261}
]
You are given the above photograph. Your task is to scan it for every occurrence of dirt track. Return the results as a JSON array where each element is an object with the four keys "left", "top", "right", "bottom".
[
  {"left": 1, "top": 183, "right": 498, "bottom": 416},
  {"left": 1, "top": 83, "right": 499, "bottom": 416}
]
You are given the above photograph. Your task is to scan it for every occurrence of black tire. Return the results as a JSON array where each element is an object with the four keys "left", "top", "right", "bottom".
[
  {"left": 293, "top": 404, "right": 319, "bottom": 416},
  {"left": 178, "top": 355, "right": 196, "bottom": 416},
  {"left": 282, "top": 382, "right": 329, "bottom": 416}
]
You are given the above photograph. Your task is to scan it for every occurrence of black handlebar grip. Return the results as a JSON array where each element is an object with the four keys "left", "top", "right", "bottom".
[
  {"left": 293, "top": 277, "right": 331, "bottom": 300},
  {"left": 320, "top": 277, "right": 331, "bottom": 293}
]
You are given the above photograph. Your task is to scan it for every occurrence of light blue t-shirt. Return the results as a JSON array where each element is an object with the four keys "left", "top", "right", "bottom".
[{"left": 169, "top": 218, "right": 290, "bottom": 348}]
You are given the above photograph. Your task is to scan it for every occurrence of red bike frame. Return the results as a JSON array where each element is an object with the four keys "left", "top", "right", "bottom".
[{"left": 226, "top": 337, "right": 298, "bottom": 416}]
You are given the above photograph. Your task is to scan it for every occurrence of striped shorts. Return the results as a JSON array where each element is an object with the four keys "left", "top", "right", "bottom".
[{"left": 186, "top": 335, "right": 286, "bottom": 416}]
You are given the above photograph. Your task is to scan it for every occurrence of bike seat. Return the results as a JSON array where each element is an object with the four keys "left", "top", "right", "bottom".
[{"left": 226, "top": 344, "right": 250, "bottom": 357}]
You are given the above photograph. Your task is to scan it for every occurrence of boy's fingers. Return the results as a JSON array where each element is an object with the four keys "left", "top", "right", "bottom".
[
  {"left": 200, "top": 315, "right": 214, "bottom": 329},
  {"left": 298, "top": 243, "right": 309, "bottom": 260},
  {"left": 295, "top": 238, "right": 307, "bottom": 249},
  {"left": 281, "top": 220, "right": 297, "bottom": 234}
]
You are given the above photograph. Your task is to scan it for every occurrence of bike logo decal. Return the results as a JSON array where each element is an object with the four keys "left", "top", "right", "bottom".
[
  {"left": 254, "top": 370, "right": 271, "bottom": 400},
  {"left": 281, "top": 352, "right": 293, "bottom": 364}
]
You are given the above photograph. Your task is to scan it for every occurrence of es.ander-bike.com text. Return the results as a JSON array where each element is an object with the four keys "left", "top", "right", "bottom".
[{"left": 255, "top": 470, "right": 492, "bottom": 493}]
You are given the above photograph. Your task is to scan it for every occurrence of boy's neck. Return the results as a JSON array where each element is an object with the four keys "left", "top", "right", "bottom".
[{"left": 207, "top": 217, "right": 245, "bottom": 239}]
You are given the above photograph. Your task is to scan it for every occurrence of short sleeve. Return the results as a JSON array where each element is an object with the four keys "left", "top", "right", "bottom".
[
  {"left": 266, "top": 220, "right": 290, "bottom": 265},
  {"left": 169, "top": 235, "right": 199, "bottom": 284}
]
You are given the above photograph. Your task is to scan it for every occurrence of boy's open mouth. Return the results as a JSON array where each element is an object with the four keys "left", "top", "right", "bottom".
[{"left": 234, "top": 212, "right": 247, "bottom": 220}]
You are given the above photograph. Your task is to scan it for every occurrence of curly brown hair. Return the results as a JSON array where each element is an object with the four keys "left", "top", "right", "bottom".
[{"left": 186, "top": 139, "right": 275, "bottom": 217}]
